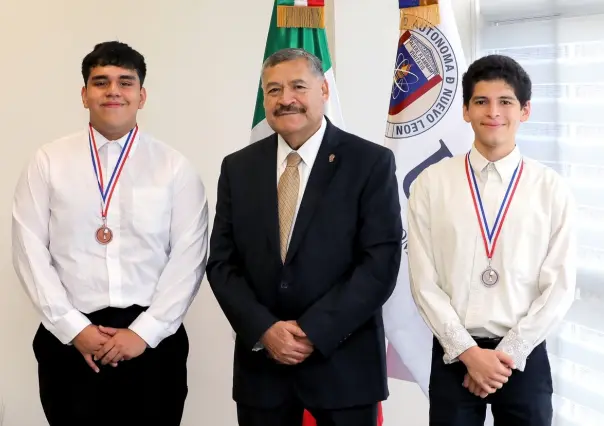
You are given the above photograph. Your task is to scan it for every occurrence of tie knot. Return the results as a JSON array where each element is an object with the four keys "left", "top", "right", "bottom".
[{"left": 286, "top": 152, "right": 302, "bottom": 168}]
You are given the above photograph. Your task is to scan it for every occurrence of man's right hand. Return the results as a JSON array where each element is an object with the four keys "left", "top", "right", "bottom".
[
  {"left": 260, "top": 321, "right": 314, "bottom": 365},
  {"left": 72, "top": 325, "right": 117, "bottom": 373},
  {"left": 459, "top": 346, "right": 514, "bottom": 394}
]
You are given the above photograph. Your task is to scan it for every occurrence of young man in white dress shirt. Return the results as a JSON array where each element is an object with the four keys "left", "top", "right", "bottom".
[
  {"left": 408, "top": 54, "right": 576, "bottom": 425},
  {"left": 12, "top": 41, "right": 208, "bottom": 426}
]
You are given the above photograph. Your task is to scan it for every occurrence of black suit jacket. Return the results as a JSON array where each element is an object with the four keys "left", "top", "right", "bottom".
[{"left": 207, "top": 119, "right": 402, "bottom": 410}]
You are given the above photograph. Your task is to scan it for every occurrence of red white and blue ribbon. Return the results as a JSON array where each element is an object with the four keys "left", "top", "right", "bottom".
[
  {"left": 465, "top": 152, "right": 524, "bottom": 261},
  {"left": 88, "top": 124, "right": 138, "bottom": 220}
]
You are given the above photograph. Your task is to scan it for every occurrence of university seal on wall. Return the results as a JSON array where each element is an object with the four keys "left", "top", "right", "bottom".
[{"left": 386, "top": 25, "right": 459, "bottom": 139}]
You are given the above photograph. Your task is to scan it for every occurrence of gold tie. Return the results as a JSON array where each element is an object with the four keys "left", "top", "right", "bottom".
[{"left": 278, "top": 152, "right": 302, "bottom": 263}]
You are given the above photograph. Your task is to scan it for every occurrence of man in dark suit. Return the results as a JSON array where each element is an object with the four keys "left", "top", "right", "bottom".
[{"left": 207, "top": 47, "right": 402, "bottom": 426}]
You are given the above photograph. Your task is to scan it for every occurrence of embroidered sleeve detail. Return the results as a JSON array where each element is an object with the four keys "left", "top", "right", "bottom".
[
  {"left": 495, "top": 330, "right": 532, "bottom": 371},
  {"left": 441, "top": 322, "right": 477, "bottom": 364}
]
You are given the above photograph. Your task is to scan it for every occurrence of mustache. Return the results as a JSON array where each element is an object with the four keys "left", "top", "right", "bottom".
[{"left": 274, "top": 105, "right": 306, "bottom": 116}]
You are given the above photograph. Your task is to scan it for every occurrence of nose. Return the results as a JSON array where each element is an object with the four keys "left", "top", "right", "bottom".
[
  {"left": 105, "top": 81, "right": 121, "bottom": 97},
  {"left": 278, "top": 87, "right": 296, "bottom": 106},
  {"left": 486, "top": 103, "right": 500, "bottom": 118}
]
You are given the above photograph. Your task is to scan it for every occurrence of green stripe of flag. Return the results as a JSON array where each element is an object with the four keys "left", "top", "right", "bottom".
[{"left": 251, "top": 1, "right": 332, "bottom": 129}]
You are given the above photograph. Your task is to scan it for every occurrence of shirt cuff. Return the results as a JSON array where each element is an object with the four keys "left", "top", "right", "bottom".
[
  {"left": 441, "top": 322, "right": 477, "bottom": 364},
  {"left": 129, "top": 311, "right": 168, "bottom": 348},
  {"left": 54, "top": 309, "right": 92, "bottom": 344},
  {"left": 495, "top": 330, "right": 532, "bottom": 371},
  {"left": 234, "top": 328, "right": 264, "bottom": 352}
]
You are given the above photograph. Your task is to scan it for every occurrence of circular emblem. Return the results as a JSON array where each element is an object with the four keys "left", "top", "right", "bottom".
[
  {"left": 386, "top": 25, "right": 459, "bottom": 139},
  {"left": 481, "top": 267, "right": 499, "bottom": 287},
  {"left": 96, "top": 226, "right": 113, "bottom": 245}
]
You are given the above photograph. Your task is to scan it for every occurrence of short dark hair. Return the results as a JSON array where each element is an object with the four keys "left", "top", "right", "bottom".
[
  {"left": 262, "top": 48, "right": 324, "bottom": 79},
  {"left": 81, "top": 41, "right": 147, "bottom": 86},
  {"left": 462, "top": 54, "right": 531, "bottom": 107}
]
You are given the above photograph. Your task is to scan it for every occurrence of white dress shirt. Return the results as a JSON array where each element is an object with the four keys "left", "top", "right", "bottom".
[
  {"left": 276, "top": 117, "right": 326, "bottom": 247},
  {"left": 408, "top": 145, "right": 576, "bottom": 370},
  {"left": 12, "top": 127, "right": 208, "bottom": 348}
]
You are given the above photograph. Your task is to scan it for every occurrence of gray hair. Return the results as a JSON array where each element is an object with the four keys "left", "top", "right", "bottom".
[{"left": 261, "top": 48, "right": 324, "bottom": 78}]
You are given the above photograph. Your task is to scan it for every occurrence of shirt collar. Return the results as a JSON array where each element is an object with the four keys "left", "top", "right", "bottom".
[
  {"left": 469, "top": 144, "right": 522, "bottom": 181},
  {"left": 89, "top": 125, "right": 138, "bottom": 150},
  {"left": 277, "top": 117, "right": 327, "bottom": 168}
]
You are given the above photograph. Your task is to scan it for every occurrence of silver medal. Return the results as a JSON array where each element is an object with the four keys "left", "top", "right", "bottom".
[
  {"left": 466, "top": 153, "right": 524, "bottom": 291},
  {"left": 481, "top": 267, "right": 499, "bottom": 287}
]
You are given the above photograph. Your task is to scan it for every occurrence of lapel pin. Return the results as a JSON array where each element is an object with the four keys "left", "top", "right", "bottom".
[{"left": 329, "top": 154, "right": 335, "bottom": 163}]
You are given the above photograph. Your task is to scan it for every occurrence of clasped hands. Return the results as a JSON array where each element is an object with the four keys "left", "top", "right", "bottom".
[
  {"left": 72, "top": 324, "right": 148, "bottom": 373},
  {"left": 459, "top": 346, "right": 516, "bottom": 398},
  {"left": 260, "top": 320, "right": 314, "bottom": 365}
]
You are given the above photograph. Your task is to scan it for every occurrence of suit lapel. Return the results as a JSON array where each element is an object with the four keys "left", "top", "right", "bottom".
[
  {"left": 285, "top": 121, "right": 341, "bottom": 264},
  {"left": 256, "top": 136, "right": 281, "bottom": 262}
]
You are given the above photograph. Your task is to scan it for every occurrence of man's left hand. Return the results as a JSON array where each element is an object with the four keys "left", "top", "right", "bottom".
[
  {"left": 464, "top": 373, "right": 495, "bottom": 398},
  {"left": 93, "top": 327, "right": 148, "bottom": 366}
]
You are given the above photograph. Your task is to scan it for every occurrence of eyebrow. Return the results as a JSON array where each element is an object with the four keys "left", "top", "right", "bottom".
[
  {"left": 265, "top": 79, "right": 309, "bottom": 88},
  {"left": 90, "top": 75, "right": 137, "bottom": 81},
  {"left": 473, "top": 95, "right": 517, "bottom": 101},
  {"left": 265, "top": 82, "right": 283, "bottom": 89}
]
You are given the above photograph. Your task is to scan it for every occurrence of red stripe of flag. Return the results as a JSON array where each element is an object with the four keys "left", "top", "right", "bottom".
[
  {"left": 302, "top": 403, "right": 383, "bottom": 425},
  {"left": 388, "top": 74, "right": 442, "bottom": 116},
  {"left": 307, "top": 0, "right": 325, "bottom": 6}
]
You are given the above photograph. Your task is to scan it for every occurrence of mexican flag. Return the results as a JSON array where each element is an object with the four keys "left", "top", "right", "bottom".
[{"left": 250, "top": 0, "right": 344, "bottom": 143}]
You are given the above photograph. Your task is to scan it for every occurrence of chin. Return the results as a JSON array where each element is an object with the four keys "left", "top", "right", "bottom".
[
  {"left": 276, "top": 127, "right": 303, "bottom": 138},
  {"left": 102, "top": 121, "right": 127, "bottom": 130},
  {"left": 270, "top": 120, "right": 302, "bottom": 133},
  {"left": 278, "top": 117, "right": 305, "bottom": 126},
  {"left": 476, "top": 133, "right": 501, "bottom": 146}
]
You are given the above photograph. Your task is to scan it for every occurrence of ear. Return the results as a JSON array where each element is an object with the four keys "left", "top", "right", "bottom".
[
  {"left": 81, "top": 86, "right": 89, "bottom": 109},
  {"left": 519, "top": 100, "right": 531, "bottom": 123},
  {"left": 321, "top": 77, "right": 330, "bottom": 102},
  {"left": 138, "top": 87, "right": 147, "bottom": 110},
  {"left": 462, "top": 103, "right": 470, "bottom": 123}
]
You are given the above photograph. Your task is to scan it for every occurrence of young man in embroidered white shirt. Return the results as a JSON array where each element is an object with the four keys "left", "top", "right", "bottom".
[
  {"left": 12, "top": 41, "right": 208, "bottom": 426},
  {"left": 408, "top": 54, "right": 576, "bottom": 425}
]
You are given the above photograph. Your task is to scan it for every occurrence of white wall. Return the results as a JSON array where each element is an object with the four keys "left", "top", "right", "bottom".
[{"left": 0, "top": 1, "right": 476, "bottom": 425}]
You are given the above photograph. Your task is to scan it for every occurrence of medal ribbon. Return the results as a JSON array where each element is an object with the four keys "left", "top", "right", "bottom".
[
  {"left": 465, "top": 152, "right": 523, "bottom": 261},
  {"left": 88, "top": 124, "right": 138, "bottom": 221}
]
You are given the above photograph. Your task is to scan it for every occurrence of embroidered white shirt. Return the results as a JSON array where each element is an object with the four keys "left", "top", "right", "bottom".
[{"left": 407, "top": 145, "right": 577, "bottom": 370}]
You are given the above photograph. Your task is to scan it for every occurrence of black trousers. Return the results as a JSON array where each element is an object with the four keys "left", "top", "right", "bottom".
[
  {"left": 237, "top": 396, "right": 378, "bottom": 426},
  {"left": 429, "top": 336, "right": 553, "bottom": 426},
  {"left": 33, "top": 305, "right": 189, "bottom": 426}
]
